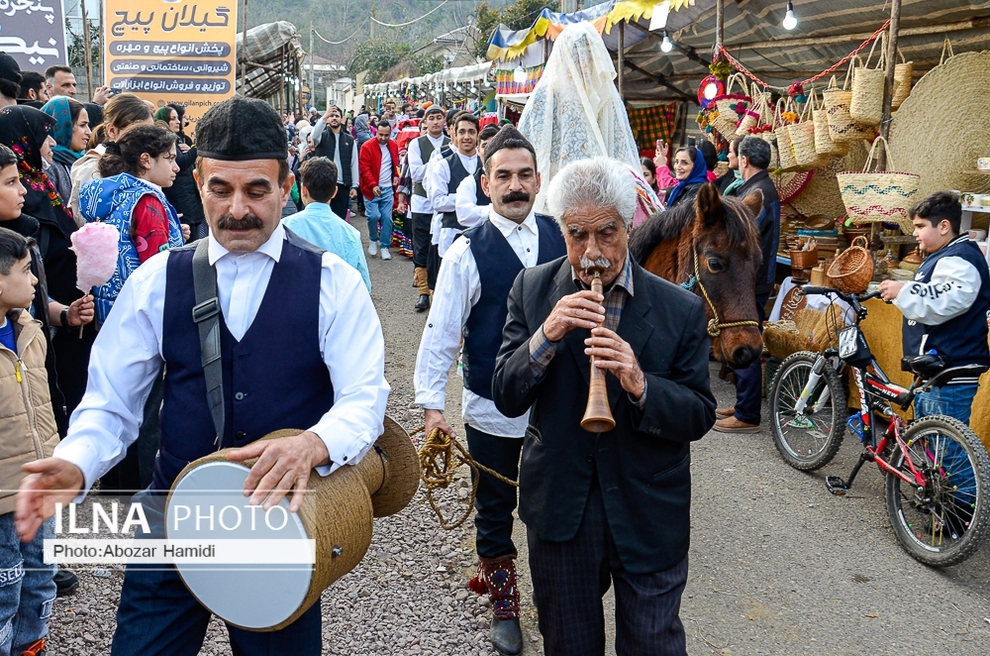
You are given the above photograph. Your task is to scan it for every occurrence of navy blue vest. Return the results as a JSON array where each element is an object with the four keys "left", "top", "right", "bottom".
[
  {"left": 473, "top": 167, "right": 491, "bottom": 207},
  {"left": 442, "top": 152, "right": 475, "bottom": 231},
  {"left": 462, "top": 214, "right": 565, "bottom": 399},
  {"left": 156, "top": 235, "right": 334, "bottom": 490},
  {"left": 902, "top": 236, "right": 990, "bottom": 376},
  {"left": 314, "top": 129, "right": 355, "bottom": 187}
]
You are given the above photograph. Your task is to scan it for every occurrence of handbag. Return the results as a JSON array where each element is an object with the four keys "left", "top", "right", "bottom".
[
  {"left": 774, "top": 98, "right": 800, "bottom": 172},
  {"left": 823, "top": 68, "right": 875, "bottom": 144},
  {"left": 849, "top": 35, "right": 886, "bottom": 126},
  {"left": 711, "top": 73, "right": 751, "bottom": 138},
  {"left": 836, "top": 136, "right": 920, "bottom": 233}
]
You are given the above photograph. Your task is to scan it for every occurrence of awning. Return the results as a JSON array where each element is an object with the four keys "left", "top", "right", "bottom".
[{"left": 235, "top": 21, "right": 305, "bottom": 100}]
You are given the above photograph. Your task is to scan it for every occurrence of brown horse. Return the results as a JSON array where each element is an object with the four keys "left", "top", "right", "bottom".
[{"left": 629, "top": 183, "right": 765, "bottom": 369}]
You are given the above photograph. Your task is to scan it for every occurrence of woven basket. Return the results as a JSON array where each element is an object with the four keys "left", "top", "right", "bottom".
[
  {"left": 837, "top": 136, "right": 919, "bottom": 233},
  {"left": 712, "top": 73, "right": 750, "bottom": 138},
  {"left": 891, "top": 48, "right": 913, "bottom": 110},
  {"left": 764, "top": 321, "right": 811, "bottom": 360},
  {"left": 813, "top": 90, "right": 849, "bottom": 157},
  {"left": 850, "top": 39, "right": 886, "bottom": 127},
  {"left": 827, "top": 235, "right": 874, "bottom": 293},
  {"left": 823, "top": 71, "right": 875, "bottom": 144},
  {"left": 888, "top": 48, "right": 990, "bottom": 200},
  {"left": 788, "top": 91, "right": 827, "bottom": 169},
  {"left": 774, "top": 98, "right": 801, "bottom": 171}
]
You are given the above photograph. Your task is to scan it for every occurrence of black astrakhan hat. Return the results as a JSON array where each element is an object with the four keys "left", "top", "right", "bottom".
[{"left": 196, "top": 96, "right": 287, "bottom": 161}]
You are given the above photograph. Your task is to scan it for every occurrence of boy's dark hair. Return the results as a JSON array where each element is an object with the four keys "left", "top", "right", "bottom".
[
  {"left": 299, "top": 157, "right": 338, "bottom": 204},
  {"left": 19, "top": 71, "right": 45, "bottom": 98},
  {"left": 99, "top": 124, "right": 176, "bottom": 178},
  {"left": 479, "top": 124, "right": 500, "bottom": 142},
  {"left": 911, "top": 191, "right": 963, "bottom": 235},
  {"left": 483, "top": 126, "right": 537, "bottom": 174},
  {"left": 0, "top": 226, "right": 29, "bottom": 275},
  {"left": 454, "top": 113, "right": 479, "bottom": 133},
  {"left": 0, "top": 143, "right": 16, "bottom": 169}
]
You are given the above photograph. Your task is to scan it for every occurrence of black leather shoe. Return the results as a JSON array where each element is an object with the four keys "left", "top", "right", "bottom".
[
  {"left": 490, "top": 617, "right": 523, "bottom": 655},
  {"left": 54, "top": 568, "right": 79, "bottom": 596},
  {"left": 414, "top": 294, "right": 430, "bottom": 312}
]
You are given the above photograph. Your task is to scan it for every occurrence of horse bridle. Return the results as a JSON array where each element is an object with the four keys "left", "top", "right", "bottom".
[{"left": 681, "top": 249, "right": 761, "bottom": 339}]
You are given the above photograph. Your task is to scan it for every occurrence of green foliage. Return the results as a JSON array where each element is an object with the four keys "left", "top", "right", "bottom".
[
  {"left": 473, "top": 0, "right": 558, "bottom": 60},
  {"left": 65, "top": 18, "right": 101, "bottom": 73},
  {"left": 349, "top": 39, "right": 445, "bottom": 84}
]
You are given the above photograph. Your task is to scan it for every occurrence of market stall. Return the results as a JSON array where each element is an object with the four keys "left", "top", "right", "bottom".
[{"left": 363, "top": 62, "right": 496, "bottom": 115}]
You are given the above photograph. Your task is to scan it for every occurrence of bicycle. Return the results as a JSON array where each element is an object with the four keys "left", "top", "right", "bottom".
[{"left": 767, "top": 285, "right": 990, "bottom": 567}]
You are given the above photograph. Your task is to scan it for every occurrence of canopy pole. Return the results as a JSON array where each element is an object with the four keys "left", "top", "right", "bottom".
[
  {"left": 877, "top": 0, "right": 901, "bottom": 171},
  {"left": 80, "top": 0, "right": 94, "bottom": 101},
  {"left": 617, "top": 22, "right": 625, "bottom": 99},
  {"left": 715, "top": 0, "right": 725, "bottom": 55},
  {"left": 240, "top": 0, "right": 249, "bottom": 94}
]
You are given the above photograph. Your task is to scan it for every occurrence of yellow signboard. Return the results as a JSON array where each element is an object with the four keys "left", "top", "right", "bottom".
[{"left": 103, "top": 0, "right": 237, "bottom": 131}]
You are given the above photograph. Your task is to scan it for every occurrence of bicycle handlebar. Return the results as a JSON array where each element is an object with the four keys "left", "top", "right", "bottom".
[{"left": 800, "top": 286, "right": 883, "bottom": 308}]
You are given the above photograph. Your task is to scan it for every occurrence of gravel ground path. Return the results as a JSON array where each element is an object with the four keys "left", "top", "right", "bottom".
[{"left": 45, "top": 217, "right": 990, "bottom": 655}]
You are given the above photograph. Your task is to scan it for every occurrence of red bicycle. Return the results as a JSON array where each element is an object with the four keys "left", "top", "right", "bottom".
[{"left": 768, "top": 286, "right": 990, "bottom": 566}]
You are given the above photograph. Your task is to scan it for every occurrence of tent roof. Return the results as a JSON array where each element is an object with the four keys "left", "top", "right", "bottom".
[
  {"left": 490, "top": 0, "right": 990, "bottom": 102},
  {"left": 236, "top": 21, "right": 305, "bottom": 100}
]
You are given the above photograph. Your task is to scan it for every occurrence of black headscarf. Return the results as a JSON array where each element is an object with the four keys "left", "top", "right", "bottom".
[{"left": 0, "top": 105, "right": 76, "bottom": 237}]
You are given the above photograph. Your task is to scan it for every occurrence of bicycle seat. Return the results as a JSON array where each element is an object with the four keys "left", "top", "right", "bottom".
[{"left": 901, "top": 353, "right": 952, "bottom": 378}]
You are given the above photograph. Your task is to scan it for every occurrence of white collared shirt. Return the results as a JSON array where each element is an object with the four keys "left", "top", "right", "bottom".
[
  {"left": 414, "top": 209, "right": 541, "bottom": 437},
  {"left": 408, "top": 134, "right": 447, "bottom": 214},
  {"left": 55, "top": 223, "right": 391, "bottom": 496},
  {"left": 454, "top": 174, "right": 490, "bottom": 232},
  {"left": 427, "top": 150, "right": 479, "bottom": 255}
]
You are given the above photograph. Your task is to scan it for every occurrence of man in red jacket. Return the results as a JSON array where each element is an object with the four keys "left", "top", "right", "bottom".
[{"left": 359, "top": 122, "right": 400, "bottom": 260}]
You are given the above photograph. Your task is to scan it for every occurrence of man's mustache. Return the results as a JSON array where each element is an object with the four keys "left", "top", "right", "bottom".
[
  {"left": 216, "top": 214, "right": 264, "bottom": 230},
  {"left": 580, "top": 256, "right": 611, "bottom": 271},
  {"left": 501, "top": 191, "right": 530, "bottom": 204}
]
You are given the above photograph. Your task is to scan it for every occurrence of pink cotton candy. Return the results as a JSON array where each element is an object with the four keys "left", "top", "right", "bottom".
[{"left": 70, "top": 222, "right": 120, "bottom": 293}]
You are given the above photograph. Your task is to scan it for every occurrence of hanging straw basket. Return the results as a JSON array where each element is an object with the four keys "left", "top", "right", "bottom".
[
  {"left": 891, "top": 48, "right": 914, "bottom": 110},
  {"left": 813, "top": 90, "right": 849, "bottom": 157},
  {"left": 712, "top": 73, "right": 751, "bottom": 138},
  {"left": 826, "top": 235, "right": 874, "bottom": 294},
  {"left": 850, "top": 38, "right": 886, "bottom": 127},
  {"left": 774, "top": 98, "right": 800, "bottom": 172},
  {"left": 823, "top": 70, "right": 875, "bottom": 144},
  {"left": 837, "top": 136, "right": 919, "bottom": 233},
  {"left": 738, "top": 82, "right": 769, "bottom": 136},
  {"left": 787, "top": 90, "right": 827, "bottom": 170}
]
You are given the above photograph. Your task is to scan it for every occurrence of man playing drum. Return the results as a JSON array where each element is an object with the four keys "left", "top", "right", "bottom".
[{"left": 14, "top": 96, "right": 390, "bottom": 655}]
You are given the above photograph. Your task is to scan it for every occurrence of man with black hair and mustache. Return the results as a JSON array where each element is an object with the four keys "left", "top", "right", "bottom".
[{"left": 414, "top": 126, "right": 564, "bottom": 656}]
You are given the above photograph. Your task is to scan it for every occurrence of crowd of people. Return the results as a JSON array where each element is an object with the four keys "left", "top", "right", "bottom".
[{"left": 0, "top": 22, "right": 987, "bottom": 656}]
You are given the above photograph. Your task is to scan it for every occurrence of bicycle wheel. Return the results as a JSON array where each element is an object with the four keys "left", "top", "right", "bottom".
[
  {"left": 769, "top": 351, "right": 845, "bottom": 471},
  {"left": 885, "top": 415, "right": 990, "bottom": 567}
]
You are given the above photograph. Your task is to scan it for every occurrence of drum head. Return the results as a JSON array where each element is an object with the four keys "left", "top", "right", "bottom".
[{"left": 167, "top": 461, "right": 312, "bottom": 630}]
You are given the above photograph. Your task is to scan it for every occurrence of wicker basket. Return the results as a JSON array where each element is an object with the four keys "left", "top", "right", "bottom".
[
  {"left": 850, "top": 40, "right": 886, "bottom": 127},
  {"left": 712, "top": 73, "right": 750, "bottom": 138},
  {"left": 837, "top": 136, "right": 919, "bottom": 233},
  {"left": 790, "top": 247, "right": 820, "bottom": 269},
  {"left": 891, "top": 48, "right": 913, "bottom": 110},
  {"left": 774, "top": 99, "right": 800, "bottom": 171},
  {"left": 823, "top": 71, "right": 875, "bottom": 144},
  {"left": 827, "top": 235, "right": 874, "bottom": 293},
  {"left": 813, "top": 91, "right": 849, "bottom": 157},
  {"left": 788, "top": 92, "right": 827, "bottom": 169}
]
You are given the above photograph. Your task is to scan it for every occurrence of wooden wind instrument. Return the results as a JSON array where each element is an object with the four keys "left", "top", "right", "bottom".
[{"left": 580, "top": 271, "right": 616, "bottom": 433}]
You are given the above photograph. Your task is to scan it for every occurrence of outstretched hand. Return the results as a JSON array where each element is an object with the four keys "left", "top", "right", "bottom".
[
  {"left": 15, "top": 458, "right": 85, "bottom": 542},
  {"left": 226, "top": 431, "right": 330, "bottom": 513}
]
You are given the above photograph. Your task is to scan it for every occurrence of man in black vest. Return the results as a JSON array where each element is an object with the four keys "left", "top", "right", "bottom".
[
  {"left": 15, "top": 97, "right": 390, "bottom": 656},
  {"left": 311, "top": 104, "right": 359, "bottom": 221},
  {"left": 426, "top": 113, "right": 480, "bottom": 262},
  {"left": 414, "top": 127, "right": 565, "bottom": 656},
  {"left": 408, "top": 105, "right": 449, "bottom": 311},
  {"left": 492, "top": 157, "right": 716, "bottom": 656}
]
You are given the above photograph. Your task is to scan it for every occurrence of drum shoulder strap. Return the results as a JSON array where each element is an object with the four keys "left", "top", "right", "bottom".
[{"left": 191, "top": 239, "right": 224, "bottom": 446}]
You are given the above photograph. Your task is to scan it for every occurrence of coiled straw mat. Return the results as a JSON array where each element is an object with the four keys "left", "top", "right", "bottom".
[
  {"left": 888, "top": 50, "right": 990, "bottom": 199},
  {"left": 787, "top": 140, "right": 870, "bottom": 218}
]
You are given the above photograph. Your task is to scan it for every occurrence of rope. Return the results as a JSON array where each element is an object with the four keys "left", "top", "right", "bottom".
[
  {"left": 717, "top": 19, "right": 891, "bottom": 93},
  {"left": 313, "top": 21, "right": 368, "bottom": 45},
  {"left": 691, "top": 251, "right": 760, "bottom": 338},
  {"left": 370, "top": 0, "right": 451, "bottom": 28},
  {"left": 414, "top": 425, "right": 518, "bottom": 531}
]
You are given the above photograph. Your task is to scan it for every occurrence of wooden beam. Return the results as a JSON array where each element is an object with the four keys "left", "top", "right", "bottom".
[
  {"left": 728, "top": 15, "right": 990, "bottom": 51},
  {"left": 715, "top": 0, "right": 725, "bottom": 53},
  {"left": 622, "top": 59, "right": 695, "bottom": 103},
  {"left": 878, "top": 0, "right": 902, "bottom": 172}
]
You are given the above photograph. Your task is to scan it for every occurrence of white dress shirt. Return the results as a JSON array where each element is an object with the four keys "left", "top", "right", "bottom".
[
  {"left": 55, "top": 223, "right": 391, "bottom": 496},
  {"left": 311, "top": 119, "right": 359, "bottom": 187},
  {"left": 454, "top": 174, "right": 490, "bottom": 231},
  {"left": 408, "top": 134, "right": 447, "bottom": 214},
  {"left": 427, "top": 150, "right": 479, "bottom": 256},
  {"left": 414, "top": 209, "right": 542, "bottom": 438}
]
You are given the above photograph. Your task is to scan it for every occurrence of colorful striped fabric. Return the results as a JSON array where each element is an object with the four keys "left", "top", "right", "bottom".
[{"left": 626, "top": 103, "right": 676, "bottom": 152}]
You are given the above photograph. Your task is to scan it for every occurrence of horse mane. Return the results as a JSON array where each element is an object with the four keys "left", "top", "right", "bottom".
[{"left": 629, "top": 194, "right": 761, "bottom": 266}]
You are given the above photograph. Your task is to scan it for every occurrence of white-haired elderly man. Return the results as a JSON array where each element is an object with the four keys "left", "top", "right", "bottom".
[{"left": 492, "top": 157, "right": 716, "bottom": 656}]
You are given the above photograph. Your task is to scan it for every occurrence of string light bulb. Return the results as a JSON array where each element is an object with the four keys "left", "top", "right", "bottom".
[
  {"left": 660, "top": 31, "right": 673, "bottom": 53},
  {"left": 782, "top": 1, "right": 798, "bottom": 30}
]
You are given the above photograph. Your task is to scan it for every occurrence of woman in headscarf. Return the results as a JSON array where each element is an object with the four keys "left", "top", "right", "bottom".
[
  {"left": 155, "top": 104, "right": 205, "bottom": 239},
  {"left": 517, "top": 22, "right": 640, "bottom": 213},
  {"left": 40, "top": 96, "right": 91, "bottom": 207},
  {"left": 168, "top": 103, "right": 193, "bottom": 147},
  {"left": 0, "top": 105, "right": 93, "bottom": 434},
  {"left": 663, "top": 146, "right": 709, "bottom": 210}
]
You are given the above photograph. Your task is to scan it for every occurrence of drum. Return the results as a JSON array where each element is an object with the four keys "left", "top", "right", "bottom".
[{"left": 165, "top": 416, "right": 418, "bottom": 631}]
